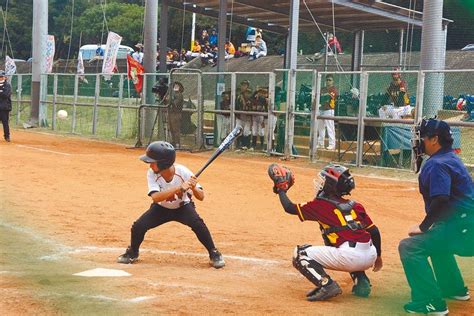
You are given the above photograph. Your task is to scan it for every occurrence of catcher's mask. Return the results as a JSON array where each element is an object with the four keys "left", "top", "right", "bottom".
[
  {"left": 411, "top": 118, "right": 453, "bottom": 173},
  {"left": 140, "top": 141, "right": 176, "bottom": 170},
  {"left": 315, "top": 164, "right": 355, "bottom": 197}
]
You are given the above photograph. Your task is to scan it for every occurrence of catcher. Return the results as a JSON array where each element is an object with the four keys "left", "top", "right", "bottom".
[{"left": 268, "top": 163, "right": 383, "bottom": 301}]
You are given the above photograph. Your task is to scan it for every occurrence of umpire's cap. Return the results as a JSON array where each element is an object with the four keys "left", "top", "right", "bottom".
[
  {"left": 140, "top": 141, "right": 176, "bottom": 170},
  {"left": 418, "top": 118, "right": 454, "bottom": 147}
]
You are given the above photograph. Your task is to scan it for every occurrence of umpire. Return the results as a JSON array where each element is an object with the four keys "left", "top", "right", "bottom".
[
  {"left": 399, "top": 118, "right": 473, "bottom": 315},
  {"left": 0, "top": 70, "right": 12, "bottom": 142}
]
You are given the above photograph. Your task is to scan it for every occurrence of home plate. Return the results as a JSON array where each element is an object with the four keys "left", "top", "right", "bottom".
[{"left": 73, "top": 268, "right": 131, "bottom": 277}]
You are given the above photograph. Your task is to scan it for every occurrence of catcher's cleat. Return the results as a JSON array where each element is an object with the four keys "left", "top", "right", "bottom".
[
  {"left": 403, "top": 299, "right": 448, "bottom": 315},
  {"left": 306, "top": 287, "right": 320, "bottom": 297},
  {"left": 351, "top": 273, "right": 371, "bottom": 298},
  {"left": 307, "top": 281, "right": 342, "bottom": 301},
  {"left": 209, "top": 249, "right": 225, "bottom": 269},
  {"left": 117, "top": 247, "right": 138, "bottom": 264}
]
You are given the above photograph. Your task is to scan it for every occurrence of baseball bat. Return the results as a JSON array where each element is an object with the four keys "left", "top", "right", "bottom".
[{"left": 195, "top": 125, "right": 243, "bottom": 178}]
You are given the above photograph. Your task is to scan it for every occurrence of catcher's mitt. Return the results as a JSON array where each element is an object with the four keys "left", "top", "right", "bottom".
[{"left": 268, "top": 163, "right": 295, "bottom": 193}]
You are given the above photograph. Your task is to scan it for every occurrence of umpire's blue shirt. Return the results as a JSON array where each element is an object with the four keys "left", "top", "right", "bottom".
[{"left": 419, "top": 147, "right": 474, "bottom": 215}]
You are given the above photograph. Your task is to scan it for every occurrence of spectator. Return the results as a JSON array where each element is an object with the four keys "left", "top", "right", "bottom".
[
  {"left": 217, "top": 91, "right": 231, "bottom": 142},
  {"left": 248, "top": 35, "right": 267, "bottom": 60},
  {"left": 200, "top": 29, "right": 209, "bottom": 45},
  {"left": 209, "top": 29, "right": 218, "bottom": 47},
  {"left": 306, "top": 33, "right": 343, "bottom": 62},
  {"left": 235, "top": 80, "right": 253, "bottom": 149},
  {"left": 225, "top": 40, "right": 236, "bottom": 60},
  {"left": 185, "top": 40, "right": 202, "bottom": 60},
  {"left": 166, "top": 81, "right": 184, "bottom": 148},
  {"left": 132, "top": 43, "right": 144, "bottom": 64},
  {"left": 317, "top": 74, "right": 338, "bottom": 150},
  {"left": 250, "top": 87, "right": 269, "bottom": 150},
  {"left": 379, "top": 69, "right": 413, "bottom": 119},
  {"left": 95, "top": 43, "right": 104, "bottom": 57},
  {"left": 0, "top": 70, "right": 12, "bottom": 142}
]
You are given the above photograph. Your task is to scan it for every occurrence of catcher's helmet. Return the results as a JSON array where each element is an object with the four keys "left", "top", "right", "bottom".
[
  {"left": 140, "top": 141, "right": 176, "bottom": 170},
  {"left": 320, "top": 164, "right": 355, "bottom": 196}
]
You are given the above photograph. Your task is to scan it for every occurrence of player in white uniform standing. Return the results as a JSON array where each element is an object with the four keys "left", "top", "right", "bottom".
[{"left": 117, "top": 141, "right": 225, "bottom": 268}]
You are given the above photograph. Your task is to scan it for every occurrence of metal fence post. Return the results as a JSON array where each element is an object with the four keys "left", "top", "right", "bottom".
[
  {"left": 116, "top": 74, "right": 124, "bottom": 138},
  {"left": 52, "top": 74, "right": 58, "bottom": 131},
  {"left": 285, "top": 69, "right": 296, "bottom": 157},
  {"left": 355, "top": 72, "right": 369, "bottom": 167},
  {"left": 92, "top": 74, "right": 100, "bottom": 135},
  {"left": 230, "top": 73, "right": 237, "bottom": 150},
  {"left": 197, "top": 72, "right": 203, "bottom": 148},
  {"left": 267, "top": 72, "right": 276, "bottom": 154},
  {"left": 310, "top": 70, "right": 321, "bottom": 161},
  {"left": 415, "top": 70, "right": 425, "bottom": 122},
  {"left": 16, "top": 75, "right": 22, "bottom": 125},
  {"left": 72, "top": 74, "right": 78, "bottom": 133}
]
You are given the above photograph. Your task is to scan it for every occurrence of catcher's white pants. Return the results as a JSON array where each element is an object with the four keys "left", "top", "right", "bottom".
[
  {"left": 378, "top": 104, "right": 413, "bottom": 119},
  {"left": 317, "top": 109, "right": 335, "bottom": 148},
  {"left": 236, "top": 115, "right": 252, "bottom": 136},
  {"left": 216, "top": 114, "right": 230, "bottom": 141},
  {"left": 305, "top": 241, "right": 377, "bottom": 272}
]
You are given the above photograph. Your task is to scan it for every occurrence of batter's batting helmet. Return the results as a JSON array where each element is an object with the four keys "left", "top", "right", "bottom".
[
  {"left": 320, "top": 164, "right": 355, "bottom": 196},
  {"left": 140, "top": 141, "right": 176, "bottom": 170}
]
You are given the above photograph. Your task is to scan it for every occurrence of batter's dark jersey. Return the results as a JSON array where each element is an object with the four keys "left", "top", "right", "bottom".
[{"left": 297, "top": 198, "right": 374, "bottom": 247}]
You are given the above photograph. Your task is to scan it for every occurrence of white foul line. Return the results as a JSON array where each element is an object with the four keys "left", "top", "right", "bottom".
[{"left": 16, "top": 144, "right": 71, "bottom": 156}]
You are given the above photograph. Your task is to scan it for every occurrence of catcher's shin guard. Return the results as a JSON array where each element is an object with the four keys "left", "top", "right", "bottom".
[{"left": 293, "top": 245, "right": 330, "bottom": 287}]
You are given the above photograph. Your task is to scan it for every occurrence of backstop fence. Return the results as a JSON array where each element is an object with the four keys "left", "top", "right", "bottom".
[{"left": 8, "top": 69, "right": 474, "bottom": 170}]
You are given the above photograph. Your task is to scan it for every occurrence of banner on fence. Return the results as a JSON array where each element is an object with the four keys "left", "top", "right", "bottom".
[
  {"left": 102, "top": 31, "right": 122, "bottom": 80},
  {"left": 5, "top": 55, "right": 16, "bottom": 76},
  {"left": 43, "top": 35, "right": 55, "bottom": 73},
  {"left": 127, "top": 54, "right": 144, "bottom": 93},
  {"left": 77, "top": 51, "right": 89, "bottom": 84}
]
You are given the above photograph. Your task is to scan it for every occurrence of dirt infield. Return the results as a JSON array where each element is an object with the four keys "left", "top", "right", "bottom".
[{"left": 0, "top": 130, "right": 472, "bottom": 315}]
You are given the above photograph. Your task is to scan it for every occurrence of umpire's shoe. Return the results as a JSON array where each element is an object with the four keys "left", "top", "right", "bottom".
[
  {"left": 117, "top": 246, "right": 138, "bottom": 264},
  {"left": 307, "top": 280, "right": 342, "bottom": 301},
  {"left": 209, "top": 249, "right": 225, "bottom": 269},
  {"left": 403, "top": 299, "right": 448, "bottom": 315}
]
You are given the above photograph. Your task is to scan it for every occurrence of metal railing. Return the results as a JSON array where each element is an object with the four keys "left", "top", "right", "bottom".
[{"left": 7, "top": 69, "right": 474, "bottom": 170}]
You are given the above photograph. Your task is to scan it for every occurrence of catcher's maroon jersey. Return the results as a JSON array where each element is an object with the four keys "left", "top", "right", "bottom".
[{"left": 297, "top": 198, "right": 374, "bottom": 247}]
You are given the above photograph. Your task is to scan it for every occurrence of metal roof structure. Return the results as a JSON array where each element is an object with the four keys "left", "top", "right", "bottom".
[{"left": 169, "top": 0, "right": 452, "bottom": 34}]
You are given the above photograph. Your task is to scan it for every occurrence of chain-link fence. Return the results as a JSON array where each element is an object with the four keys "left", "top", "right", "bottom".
[{"left": 7, "top": 70, "right": 474, "bottom": 172}]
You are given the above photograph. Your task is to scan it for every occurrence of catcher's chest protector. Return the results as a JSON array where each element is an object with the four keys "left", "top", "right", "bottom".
[{"left": 317, "top": 197, "right": 364, "bottom": 236}]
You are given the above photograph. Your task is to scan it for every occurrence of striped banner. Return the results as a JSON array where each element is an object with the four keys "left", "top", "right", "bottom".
[
  {"left": 43, "top": 35, "right": 55, "bottom": 73},
  {"left": 102, "top": 31, "right": 122, "bottom": 80}
]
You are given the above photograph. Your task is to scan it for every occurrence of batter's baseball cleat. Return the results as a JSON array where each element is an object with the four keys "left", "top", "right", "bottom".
[
  {"left": 209, "top": 249, "right": 225, "bottom": 269},
  {"left": 117, "top": 247, "right": 138, "bottom": 264},
  {"left": 403, "top": 299, "right": 448, "bottom": 315},
  {"left": 306, "top": 281, "right": 342, "bottom": 301},
  {"left": 444, "top": 286, "right": 470, "bottom": 301}
]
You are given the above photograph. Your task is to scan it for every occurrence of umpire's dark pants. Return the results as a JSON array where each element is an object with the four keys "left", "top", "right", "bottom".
[
  {"left": 130, "top": 202, "right": 216, "bottom": 255},
  {"left": 0, "top": 110, "right": 10, "bottom": 139},
  {"left": 399, "top": 220, "right": 472, "bottom": 302}
]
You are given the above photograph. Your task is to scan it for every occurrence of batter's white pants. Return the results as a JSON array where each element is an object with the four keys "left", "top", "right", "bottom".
[
  {"left": 252, "top": 115, "right": 265, "bottom": 136},
  {"left": 236, "top": 115, "right": 252, "bottom": 136},
  {"left": 305, "top": 241, "right": 377, "bottom": 272},
  {"left": 317, "top": 109, "right": 335, "bottom": 148},
  {"left": 216, "top": 114, "right": 230, "bottom": 141}
]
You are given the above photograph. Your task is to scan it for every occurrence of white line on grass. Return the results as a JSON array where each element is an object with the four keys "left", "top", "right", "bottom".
[{"left": 15, "top": 144, "right": 71, "bottom": 156}]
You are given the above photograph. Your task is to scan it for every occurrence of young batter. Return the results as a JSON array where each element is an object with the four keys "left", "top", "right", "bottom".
[{"left": 117, "top": 141, "right": 225, "bottom": 268}]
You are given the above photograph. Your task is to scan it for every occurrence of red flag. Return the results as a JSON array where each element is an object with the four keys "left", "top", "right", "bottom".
[{"left": 127, "top": 54, "right": 144, "bottom": 93}]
